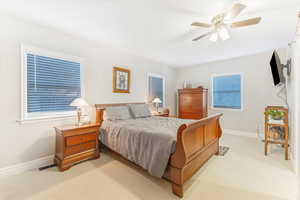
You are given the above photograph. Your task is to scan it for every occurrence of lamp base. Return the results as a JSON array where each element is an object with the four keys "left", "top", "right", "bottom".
[
  {"left": 76, "top": 108, "right": 82, "bottom": 127},
  {"left": 75, "top": 122, "right": 83, "bottom": 127},
  {"left": 75, "top": 121, "right": 91, "bottom": 127},
  {"left": 156, "top": 103, "right": 159, "bottom": 113}
]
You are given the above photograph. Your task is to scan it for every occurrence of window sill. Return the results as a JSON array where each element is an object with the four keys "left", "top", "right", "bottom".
[
  {"left": 211, "top": 107, "right": 243, "bottom": 112},
  {"left": 17, "top": 114, "right": 76, "bottom": 124}
]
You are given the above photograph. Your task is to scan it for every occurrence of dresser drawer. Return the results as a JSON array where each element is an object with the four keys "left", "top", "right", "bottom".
[
  {"left": 179, "top": 112, "right": 202, "bottom": 120},
  {"left": 65, "top": 141, "right": 96, "bottom": 157},
  {"left": 66, "top": 132, "right": 97, "bottom": 146}
]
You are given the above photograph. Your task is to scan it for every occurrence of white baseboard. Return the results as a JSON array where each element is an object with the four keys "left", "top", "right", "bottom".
[
  {"left": 223, "top": 129, "right": 263, "bottom": 139},
  {"left": 0, "top": 155, "right": 54, "bottom": 177}
]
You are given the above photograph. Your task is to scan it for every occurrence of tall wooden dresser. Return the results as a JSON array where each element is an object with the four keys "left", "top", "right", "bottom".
[{"left": 178, "top": 88, "right": 208, "bottom": 120}]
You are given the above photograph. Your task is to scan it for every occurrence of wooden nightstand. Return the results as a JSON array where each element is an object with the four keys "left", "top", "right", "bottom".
[
  {"left": 152, "top": 108, "right": 170, "bottom": 117},
  {"left": 54, "top": 123, "right": 100, "bottom": 171},
  {"left": 152, "top": 112, "right": 169, "bottom": 117}
]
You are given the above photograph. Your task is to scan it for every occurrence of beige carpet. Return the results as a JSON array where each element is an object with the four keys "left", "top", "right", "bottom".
[{"left": 0, "top": 134, "right": 298, "bottom": 200}]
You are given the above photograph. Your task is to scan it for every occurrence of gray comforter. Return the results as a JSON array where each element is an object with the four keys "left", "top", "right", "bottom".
[{"left": 100, "top": 116, "right": 194, "bottom": 177}]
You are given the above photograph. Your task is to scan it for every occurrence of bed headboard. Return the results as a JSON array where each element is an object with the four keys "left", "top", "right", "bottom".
[{"left": 95, "top": 102, "right": 146, "bottom": 125}]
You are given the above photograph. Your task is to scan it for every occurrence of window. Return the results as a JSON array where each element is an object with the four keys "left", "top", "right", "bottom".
[
  {"left": 212, "top": 74, "right": 242, "bottom": 110},
  {"left": 21, "top": 45, "right": 83, "bottom": 121},
  {"left": 148, "top": 74, "right": 165, "bottom": 107}
]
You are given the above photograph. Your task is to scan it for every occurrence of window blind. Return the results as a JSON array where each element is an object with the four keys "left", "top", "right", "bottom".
[
  {"left": 26, "top": 54, "right": 81, "bottom": 113},
  {"left": 213, "top": 74, "right": 241, "bottom": 109}
]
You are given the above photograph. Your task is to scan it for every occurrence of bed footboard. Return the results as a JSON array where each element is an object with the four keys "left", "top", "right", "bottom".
[{"left": 169, "top": 113, "right": 223, "bottom": 197}]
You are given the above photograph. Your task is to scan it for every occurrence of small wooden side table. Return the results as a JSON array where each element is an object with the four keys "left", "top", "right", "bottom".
[
  {"left": 264, "top": 106, "right": 289, "bottom": 160},
  {"left": 152, "top": 112, "right": 169, "bottom": 117},
  {"left": 152, "top": 108, "right": 170, "bottom": 117},
  {"left": 54, "top": 123, "right": 100, "bottom": 171}
]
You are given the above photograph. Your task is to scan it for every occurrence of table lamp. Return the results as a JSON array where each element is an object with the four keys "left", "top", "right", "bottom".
[
  {"left": 70, "top": 98, "right": 89, "bottom": 126},
  {"left": 152, "top": 97, "right": 162, "bottom": 112}
]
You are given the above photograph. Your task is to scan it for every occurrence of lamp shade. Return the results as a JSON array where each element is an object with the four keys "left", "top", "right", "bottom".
[
  {"left": 70, "top": 98, "right": 89, "bottom": 107},
  {"left": 152, "top": 98, "right": 162, "bottom": 104}
]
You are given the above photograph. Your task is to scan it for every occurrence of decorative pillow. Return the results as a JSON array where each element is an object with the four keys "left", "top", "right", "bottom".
[
  {"left": 128, "top": 104, "right": 151, "bottom": 118},
  {"left": 104, "top": 106, "right": 132, "bottom": 120}
]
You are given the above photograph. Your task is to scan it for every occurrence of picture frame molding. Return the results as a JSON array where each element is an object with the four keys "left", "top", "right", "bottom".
[{"left": 113, "top": 66, "right": 131, "bottom": 93}]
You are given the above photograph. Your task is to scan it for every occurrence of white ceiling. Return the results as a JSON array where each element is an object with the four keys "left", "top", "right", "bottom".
[{"left": 0, "top": 0, "right": 299, "bottom": 67}]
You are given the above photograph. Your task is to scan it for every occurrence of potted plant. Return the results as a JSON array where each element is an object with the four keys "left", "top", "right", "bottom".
[{"left": 265, "top": 109, "right": 285, "bottom": 120}]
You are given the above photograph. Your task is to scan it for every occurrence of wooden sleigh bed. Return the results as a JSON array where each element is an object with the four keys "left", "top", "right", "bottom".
[{"left": 95, "top": 103, "right": 222, "bottom": 198}]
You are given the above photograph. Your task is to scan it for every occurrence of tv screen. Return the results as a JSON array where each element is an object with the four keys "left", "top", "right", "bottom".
[{"left": 270, "top": 51, "right": 285, "bottom": 86}]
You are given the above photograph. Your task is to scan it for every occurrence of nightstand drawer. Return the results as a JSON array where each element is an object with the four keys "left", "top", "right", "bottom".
[
  {"left": 66, "top": 132, "right": 97, "bottom": 146},
  {"left": 65, "top": 141, "right": 96, "bottom": 157}
]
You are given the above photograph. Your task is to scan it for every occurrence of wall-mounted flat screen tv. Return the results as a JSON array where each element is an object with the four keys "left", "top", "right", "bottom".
[{"left": 270, "top": 51, "right": 285, "bottom": 86}]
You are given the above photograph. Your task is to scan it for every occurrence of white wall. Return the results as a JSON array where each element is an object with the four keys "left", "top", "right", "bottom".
[
  {"left": 175, "top": 50, "right": 287, "bottom": 134},
  {"left": 0, "top": 14, "right": 176, "bottom": 169},
  {"left": 287, "top": 22, "right": 300, "bottom": 193},
  {"left": 293, "top": 39, "right": 300, "bottom": 198},
  {"left": 287, "top": 41, "right": 299, "bottom": 174},
  {"left": 297, "top": 36, "right": 300, "bottom": 200}
]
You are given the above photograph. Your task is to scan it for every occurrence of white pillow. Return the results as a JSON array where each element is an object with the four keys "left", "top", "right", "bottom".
[
  {"left": 128, "top": 104, "right": 151, "bottom": 118},
  {"left": 103, "top": 106, "right": 132, "bottom": 121}
]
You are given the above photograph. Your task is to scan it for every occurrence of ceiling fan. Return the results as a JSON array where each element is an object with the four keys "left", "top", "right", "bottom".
[{"left": 191, "top": 3, "right": 261, "bottom": 42}]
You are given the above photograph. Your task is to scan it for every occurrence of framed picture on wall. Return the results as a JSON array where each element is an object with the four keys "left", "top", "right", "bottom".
[{"left": 113, "top": 67, "right": 131, "bottom": 93}]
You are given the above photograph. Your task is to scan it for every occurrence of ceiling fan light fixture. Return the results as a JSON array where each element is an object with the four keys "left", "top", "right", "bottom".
[
  {"left": 209, "top": 32, "right": 218, "bottom": 42},
  {"left": 219, "top": 27, "right": 230, "bottom": 41},
  {"left": 190, "top": 3, "right": 261, "bottom": 42}
]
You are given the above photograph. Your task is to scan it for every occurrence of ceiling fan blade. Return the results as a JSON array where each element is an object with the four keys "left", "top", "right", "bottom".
[
  {"left": 230, "top": 17, "right": 262, "bottom": 28},
  {"left": 191, "top": 22, "right": 212, "bottom": 28},
  {"left": 192, "top": 32, "right": 211, "bottom": 41},
  {"left": 225, "top": 3, "right": 246, "bottom": 20}
]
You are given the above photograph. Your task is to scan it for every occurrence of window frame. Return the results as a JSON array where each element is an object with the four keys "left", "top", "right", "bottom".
[
  {"left": 211, "top": 73, "right": 243, "bottom": 111},
  {"left": 147, "top": 73, "right": 166, "bottom": 107},
  {"left": 20, "top": 44, "right": 84, "bottom": 122}
]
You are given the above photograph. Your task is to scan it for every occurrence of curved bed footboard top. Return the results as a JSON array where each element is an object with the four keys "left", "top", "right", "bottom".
[{"left": 186, "top": 113, "right": 223, "bottom": 128}]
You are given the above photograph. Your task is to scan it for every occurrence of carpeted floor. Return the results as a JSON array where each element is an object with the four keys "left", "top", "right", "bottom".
[{"left": 0, "top": 134, "right": 298, "bottom": 200}]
